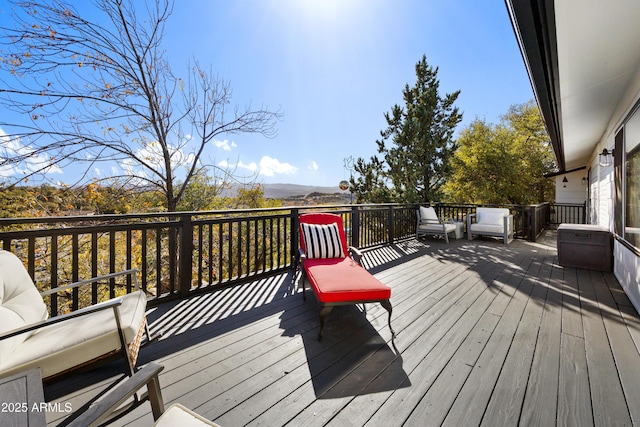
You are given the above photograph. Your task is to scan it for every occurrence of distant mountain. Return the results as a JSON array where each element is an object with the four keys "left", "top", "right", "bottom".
[{"left": 262, "top": 183, "right": 344, "bottom": 199}]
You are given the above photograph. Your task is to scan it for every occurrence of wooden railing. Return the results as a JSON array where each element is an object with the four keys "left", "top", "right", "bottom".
[
  {"left": 0, "top": 202, "right": 585, "bottom": 312},
  {"left": 433, "top": 202, "right": 551, "bottom": 241},
  {"left": 549, "top": 202, "right": 587, "bottom": 225},
  {"left": 0, "top": 205, "right": 416, "bottom": 312}
]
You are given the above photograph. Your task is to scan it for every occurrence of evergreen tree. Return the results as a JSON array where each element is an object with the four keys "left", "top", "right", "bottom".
[{"left": 351, "top": 55, "right": 462, "bottom": 203}]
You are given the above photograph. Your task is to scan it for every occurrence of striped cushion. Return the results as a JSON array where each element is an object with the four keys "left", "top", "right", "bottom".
[{"left": 301, "top": 222, "right": 345, "bottom": 259}]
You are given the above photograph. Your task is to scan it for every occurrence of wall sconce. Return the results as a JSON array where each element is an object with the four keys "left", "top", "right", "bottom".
[
  {"left": 581, "top": 176, "right": 587, "bottom": 186},
  {"left": 562, "top": 177, "right": 568, "bottom": 188},
  {"left": 599, "top": 148, "right": 614, "bottom": 167}
]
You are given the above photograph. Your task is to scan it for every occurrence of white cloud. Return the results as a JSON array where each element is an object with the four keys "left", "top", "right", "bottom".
[
  {"left": 213, "top": 139, "right": 236, "bottom": 151},
  {"left": 257, "top": 156, "right": 298, "bottom": 177},
  {"left": 219, "top": 156, "right": 297, "bottom": 177},
  {"left": 219, "top": 159, "right": 258, "bottom": 173},
  {"left": 120, "top": 158, "right": 147, "bottom": 180},
  {"left": 308, "top": 161, "right": 319, "bottom": 172},
  {"left": 115, "top": 141, "right": 198, "bottom": 185},
  {"left": 0, "top": 127, "right": 63, "bottom": 177},
  {"left": 132, "top": 142, "right": 195, "bottom": 171}
]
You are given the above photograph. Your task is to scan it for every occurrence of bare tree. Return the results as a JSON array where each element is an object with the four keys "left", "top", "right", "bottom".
[{"left": 0, "top": 0, "right": 281, "bottom": 211}]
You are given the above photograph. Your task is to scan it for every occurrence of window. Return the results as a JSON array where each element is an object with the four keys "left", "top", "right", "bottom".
[
  {"left": 623, "top": 109, "right": 640, "bottom": 249},
  {"left": 626, "top": 144, "right": 640, "bottom": 248}
]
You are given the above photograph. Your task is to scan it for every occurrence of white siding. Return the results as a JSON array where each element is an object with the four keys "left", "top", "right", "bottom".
[
  {"left": 616, "top": 240, "right": 640, "bottom": 312},
  {"left": 588, "top": 109, "right": 640, "bottom": 315},
  {"left": 554, "top": 170, "right": 588, "bottom": 204}
]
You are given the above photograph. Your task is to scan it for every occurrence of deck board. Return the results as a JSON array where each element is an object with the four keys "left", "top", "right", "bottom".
[
  {"left": 44, "top": 230, "right": 640, "bottom": 427},
  {"left": 519, "top": 259, "right": 562, "bottom": 426}
]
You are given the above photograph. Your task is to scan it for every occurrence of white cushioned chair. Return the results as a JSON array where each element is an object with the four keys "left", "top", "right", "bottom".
[
  {"left": 416, "top": 206, "right": 457, "bottom": 243},
  {"left": 467, "top": 207, "right": 514, "bottom": 244},
  {"left": 0, "top": 249, "right": 149, "bottom": 380},
  {"left": 67, "top": 362, "right": 221, "bottom": 427}
]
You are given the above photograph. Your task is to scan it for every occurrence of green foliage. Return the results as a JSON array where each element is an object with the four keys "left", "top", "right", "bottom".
[
  {"left": 176, "top": 174, "right": 226, "bottom": 211},
  {"left": 351, "top": 55, "right": 462, "bottom": 203},
  {"left": 232, "top": 186, "right": 282, "bottom": 209},
  {"left": 442, "top": 100, "right": 556, "bottom": 204},
  {"left": 0, "top": 180, "right": 283, "bottom": 218}
]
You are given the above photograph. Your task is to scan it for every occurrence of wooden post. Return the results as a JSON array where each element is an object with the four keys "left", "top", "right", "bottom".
[
  {"left": 290, "top": 208, "right": 299, "bottom": 267},
  {"left": 528, "top": 205, "right": 537, "bottom": 242},
  {"left": 179, "top": 214, "right": 193, "bottom": 298},
  {"left": 388, "top": 206, "right": 395, "bottom": 245},
  {"left": 351, "top": 205, "right": 360, "bottom": 248}
]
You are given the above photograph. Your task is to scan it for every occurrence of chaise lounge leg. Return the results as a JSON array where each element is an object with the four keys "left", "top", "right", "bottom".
[
  {"left": 318, "top": 305, "right": 333, "bottom": 341},
  {"left": 301, "top": 271, "right": 307, "bottom": 301},
  {"left": 380, "top": 299, "right": 395, "bottom": 338}
]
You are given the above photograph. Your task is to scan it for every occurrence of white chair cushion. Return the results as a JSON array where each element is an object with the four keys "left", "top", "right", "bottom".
[
  {"left": 418, "top": 223, "right": 456, "bottom": 233},
  {"left": 476, "top": 208, "right": 509, "bottom": 225},
  {"left": 0, "top": 250, "right": 49, "bottom": 362},
  {"left": 301, "top": 222, "right": 345, "bottom": 259},
  {"left": 0, "top": 290, "right": 147, "bottom": 378},
  {"left": 470, "top": 223, "right": 504, "bottom": 234},
  {"left": 419, "top": 206, "right": 439, "bottom": 222},
  {"left": 155, "top": 403, "right": 221, "bottom": 427},
  {"left": 477, "top": 212, "right": 505, "bottom": 226}
]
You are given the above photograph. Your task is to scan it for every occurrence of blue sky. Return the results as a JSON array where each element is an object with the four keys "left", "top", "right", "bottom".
[{"left": 1, "top": 0, "right": 534, "bottom": 188}]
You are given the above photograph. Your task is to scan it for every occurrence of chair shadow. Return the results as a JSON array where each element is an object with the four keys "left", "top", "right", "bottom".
[{"left": 280, "top": 301, "right": 410, "bottom": 399}]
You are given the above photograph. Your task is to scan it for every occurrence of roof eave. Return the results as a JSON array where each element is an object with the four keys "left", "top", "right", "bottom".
[{"left": 505, "top": 0, "right": 565, "bottom": 172}]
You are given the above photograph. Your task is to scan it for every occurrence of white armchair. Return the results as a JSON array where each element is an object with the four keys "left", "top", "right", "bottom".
[
  {"left": 0, "top": 250, "right": 150, "bottom": 381},
  {"left": 467, "top": 207, "right": 514, "bottom": 244},
  {"left": 416, "top": 206, "right": 457, "bottom": 243}
]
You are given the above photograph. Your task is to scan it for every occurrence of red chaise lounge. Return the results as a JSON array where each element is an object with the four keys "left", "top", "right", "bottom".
[{"left": 296, "top": 212, "right": 394, "bottom": 340}]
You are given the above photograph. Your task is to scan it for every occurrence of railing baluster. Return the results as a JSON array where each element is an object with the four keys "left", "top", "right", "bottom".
[
  {"left": 91, "top": 232, "right": 98, "bottom": 305},
  {"left": 50, "top": 236, "right": 58, "bottom": 316},
  {"left": 72, "top": 234, "right": 79, "bottom": 310},
  {"left": 196, "top": 224, "right": 203, "bottom": 289},
  {"left": 155, "top": 229, "right": 162, "bottom": 295},
  {"left": 126, "top": 230, "right": 132, "bottom": 292},
  {"left": 208, "top": 223, "right": 214, "bottom": 285},
  {"left": 141, "top": 228, "right": 148, "bottom": 294},
  {"left": 110, "top": 230, "right": 116, "bottom": 299}
]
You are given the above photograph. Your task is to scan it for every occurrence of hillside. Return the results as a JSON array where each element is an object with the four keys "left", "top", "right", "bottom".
[
  {"left": 263, "top": 183, "right": 351, "bottom": 205},
  {"left": 262, "top": 183, "right": 344, "bottom": 199}
]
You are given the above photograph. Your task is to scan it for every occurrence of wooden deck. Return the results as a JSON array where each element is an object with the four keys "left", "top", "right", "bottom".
[{"left": 45, "top": 229, "right": 640, "bottom": 426}]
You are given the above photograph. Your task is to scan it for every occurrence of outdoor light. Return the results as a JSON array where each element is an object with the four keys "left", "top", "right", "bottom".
[
  {"left": 562, "top": 176, "right": 568, "bottom": 188},
  {"left": 342, "top": 156, "right": 355, "bottom": 203},
  {"left": 599, "top": 148, "right": 614, "bottom": 167},
  {"left": 581, "top": 176, "right": 587, "bottom": 186}
]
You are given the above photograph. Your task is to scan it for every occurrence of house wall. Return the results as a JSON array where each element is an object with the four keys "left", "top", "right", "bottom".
[
  {"left": 589, "top": 93, "right": 640, "bottom": 314},
  {"left": 589, "top": 151, "right": 615, "bottom": 229},
  {"left": 616, "top": 241, "right": 640, "bottom": 311},
  {"left": 554, "top": 170, "right": 587, "bottom": 204}
]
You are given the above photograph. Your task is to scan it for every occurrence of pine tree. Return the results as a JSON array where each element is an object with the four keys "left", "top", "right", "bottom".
[{"left": 351, "top": 55, "right": 462, "bottom": 203}]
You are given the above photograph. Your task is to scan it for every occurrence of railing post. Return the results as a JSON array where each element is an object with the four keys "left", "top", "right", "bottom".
[
  {"left": 351, "top": 205, "right": 360, "bottom": 248},
  {"left": 388, "top": 206, "right": 395, "bottom": 245},
  {"left": 291, "top": 208, "right": 299, "bottom": 267},
  {"left": 528, "top": 205, "right": 537, "bottom": 242},
  {"left": 179, "top": 213, "right": 193, "bottom": 298}
]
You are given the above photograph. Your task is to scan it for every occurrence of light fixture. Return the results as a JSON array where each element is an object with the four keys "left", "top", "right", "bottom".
[
  {"left": 562, "top": 176, "right": 568, "bottom": 188},
  {"left": 599, "top": 148, "right": 614, "bottom": 167},
  {"left": 581, "top": 176, "right": 587, "bottom": 186}
]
